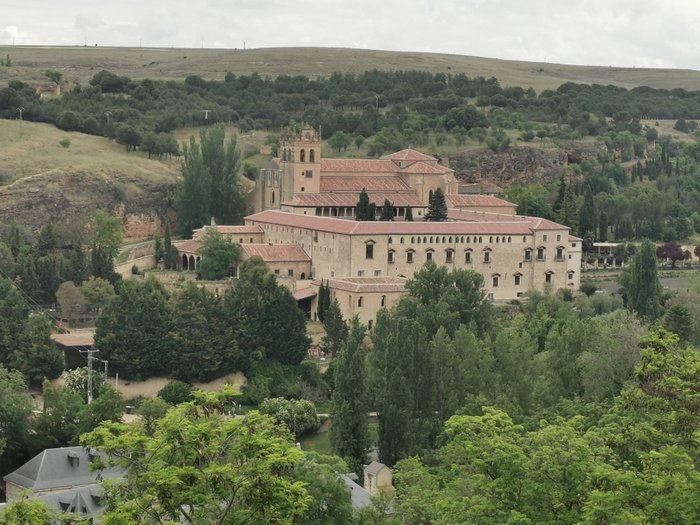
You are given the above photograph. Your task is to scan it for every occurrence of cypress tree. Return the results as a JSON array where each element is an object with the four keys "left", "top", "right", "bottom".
[
  {"left": 598, "top": 211, "right": 608, "bottom": 242},
  {"left": 330, "top": 317, "right": 369, "bottom": 475},
  {"left": 405, "top": 206, "right": 414, "bottom": 221},
  {"left": 163, "top": 221, "right": 174, "bottom": 269},
  {"left": 622, "top": 239, "right": 662, "bottom": 320},
  {"left": 321, "top": 299, "right": 348, "bottom": 358},
  {"left": 379, "top": 199, "right": 394, "bottom": 221},
  {"left": 425, "top": 188, "right": 448, "bottom": 222},
  {"left": 317, "top": 280, "right": 331, "bottom": 323},
  {"left": 578, "top": 185, "right": 596, "bottom": 238},
  {"left": 355, "top": 189, "right": 371, "bottom": 221}
]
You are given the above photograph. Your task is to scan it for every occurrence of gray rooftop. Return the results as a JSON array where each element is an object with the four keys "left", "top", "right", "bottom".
[
  {"left": 364, "top": 460, "right": 388, "bottom": 476},
  {"left": 3, "top": 446, "right": 122, "bottom": 492},
  {"left": 339, "top": 474, "right": 373, "bottom": 509}
]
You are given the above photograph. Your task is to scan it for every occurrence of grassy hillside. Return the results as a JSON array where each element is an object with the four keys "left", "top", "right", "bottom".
[
  {"left": 1, "top": 45, "right": 700, "bottom": 92},
  {"left": 0, "top": 120, "right": 178, "bottom": 186}
]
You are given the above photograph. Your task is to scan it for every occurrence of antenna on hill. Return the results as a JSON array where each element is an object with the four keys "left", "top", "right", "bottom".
[{"left": 202, "top": 109, "right": 211, "bottom": 124}]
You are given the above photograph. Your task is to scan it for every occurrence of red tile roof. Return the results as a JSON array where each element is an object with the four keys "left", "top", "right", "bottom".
[
  {"left": 382, "top": 149, "right": 437, "bottom": 162},
  {"left": 320, "top": 176, "right": 411, "bottom": 192},
  {"left": 282, "top": 192, "right": 423, "bottom": 208},
  {"left": 246, "top": 210, "right": 556, "bottom": 236},
  {"left": 321, "top": 159, "right": 398, "bottom": 173},
  {"left": 173, "top": 240, "right": 202, "bottom": 253},
  {"left": 242, "top": 243, "right": 310, "bottom": 262},
  {"left": 322, "top": 276, "right": 409, "bottom": 293},
  {"left": 398, "top": 161, "right": 452, "bottom": 175},
  {"left": 447, "top": 209, "right": 571, "bottom": 231},
  {"left": 446, "top": 195, "right": 517, "bottom": 208},
  {"left": 569, "top": 235, "right": 583, "bottom": 242},
  {"left": 293, "top": 287, "right": 318, "bottom": 300}
]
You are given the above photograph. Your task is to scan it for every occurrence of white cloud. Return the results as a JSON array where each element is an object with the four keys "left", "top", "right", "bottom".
[{"left": 1, "top": 1, "right": 699, "bottom": 70}]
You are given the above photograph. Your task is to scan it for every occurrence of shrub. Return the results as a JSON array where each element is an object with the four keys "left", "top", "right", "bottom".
[
  {"left": 157, "top": 380, "right": 193, "bottom": 405},
  {"left": 59, "top": 138, "right": 71, "bottom": 148},
  {"left": 258, "top": 397, "right": 320, "bottom": 438}
]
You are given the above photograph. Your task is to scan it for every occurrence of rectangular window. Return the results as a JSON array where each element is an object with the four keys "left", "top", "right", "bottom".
[
  {"left": 446, "top": 250, "right": 454, "bottom": 263},
  {"left": 357, "top": 270, "right": 365, "bottom": 277},
  {"left": 537, "top": 248, "right": 545, "bottom": 260},
  {"left": 365, "top": 244, "right": 374, "bottom": 259},
  {"left": 556, "top": 248, "right": 564, "bottom": 260},
  {"left": 465, "top": 251, "right": 472, "bottom": 263},
  {"left": 388, "top": 251, "right": 395, "bottom": 264},
  {"left": 515, "top": 274, "right": 521, "bottom": 286},
  {"left": 545, "top": 273, "right": 552, "bottom": 284},
  {"left": 426, "top": 251, "right": 433, "bottom": 262},
  {"left": 556, "top": 234, "right": 561, "bottom": 241},
  {"left": 543, "top": 234, "right": 548, "bottom": 242},
  {"left": 407, "top": 252, "right": 414, "bottom": 264},
  {"left": 287, "top": 269, "right": 294, "bottom": 277},
  {"left": 492, "top": 276, "right": 499, "bottom": 287},
  {"left": 483, "top": 251, "right": 491, "bottom": 263},
  {"left": 374, "top": 270, "right": 381, "bottom": 276}
]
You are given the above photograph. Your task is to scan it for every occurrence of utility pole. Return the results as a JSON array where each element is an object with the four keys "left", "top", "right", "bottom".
[
  {"left": 80, "top": 348, "right": 101, "bottom": 404},
  {"left": 202, "top": 109, "right": 211, "bottom": 124},
  {"left": 17, "top": 107, "right": 24, "bottom": 121},
  {"left": 104, "top": 111, "right": 112, "bottom": 124}
]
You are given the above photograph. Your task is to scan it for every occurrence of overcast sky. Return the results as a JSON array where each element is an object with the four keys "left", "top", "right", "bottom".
[{"left": 2, "top": 0, "right": 699, "bottom": 70}]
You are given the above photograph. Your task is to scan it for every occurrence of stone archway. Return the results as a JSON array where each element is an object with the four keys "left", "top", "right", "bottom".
[
  {"left": 182, "top": 254, "right": 188, "bottom": 270},
  {"left": 189, "top": 255, "right": 196, "bottom": 271}
]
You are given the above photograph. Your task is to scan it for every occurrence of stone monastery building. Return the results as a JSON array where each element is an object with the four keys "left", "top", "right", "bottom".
[{"left": 180, "top": 126, "right": 581, "bottom": 326}]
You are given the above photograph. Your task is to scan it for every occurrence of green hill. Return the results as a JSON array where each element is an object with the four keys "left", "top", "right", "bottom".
[{"left": 2, "top": 45, "right": 700, "bottom": 92}]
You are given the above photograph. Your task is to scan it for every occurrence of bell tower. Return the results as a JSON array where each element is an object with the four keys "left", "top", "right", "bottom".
[{"left": 279, "top": 125, "right": 321, "bottom": 195}]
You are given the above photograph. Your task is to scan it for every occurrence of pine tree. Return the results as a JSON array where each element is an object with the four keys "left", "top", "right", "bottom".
[
  {"left": 330, "top": 317, "right": 369, "bottom": 475},
  {"left": 425, "top": 188, "right": 448, "bottom": 222},
  {"left": 379, "top": 199, "right": 394, "bottom": 221}
]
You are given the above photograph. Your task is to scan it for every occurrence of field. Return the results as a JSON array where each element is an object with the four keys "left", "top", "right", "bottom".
[{"left": 2, "top": 45, "right": 700, "bottom": 92}]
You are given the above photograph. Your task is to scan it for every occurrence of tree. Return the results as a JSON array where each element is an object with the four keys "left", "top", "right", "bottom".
[
  {"left": 163, "top": 220, "right": 175, "bottom": 269},
  {"left": 9, "top": 315, "right": 64, "bottom": 385},
  {"left": 157, "top": 379, "right": 193, "bottom": 405},
  {"left": 579, "top": 184, "right": 596, "bottom": 238},
  {"left": 355, "top": 188, "right": 374, "bottom": 221},
  {"left": 321, "top": 299, "right": 348, "bottom": 358},
  {"left": 55, "top": 281, "right": 86, "bottom": 320},
  {"left": 486, "top": 127, "right": 511, "bottom": 152},
  {"left": 259, "top": 397, "right": 320, "bottom": 438},
  {"left": 0, "top": 495, "right": 80, "bottom": 525},
  {"left": 223, "top": 269, "right": 310, "bottom": 369},
  {"left": 656, "top": 242, "right": 688, "bottom": 269},
  {"left": 0, "top": 277, "right": 30, "bottom": 366},
  {"left": 379, "top": 198, "right": 394, "bottom": 221},
  {"left": 115, "top": 124, "right": 141, "bottom": 152},
  {"left": 328, "top": 131, "right": 352, "bottom": 152},
  {"left": 81, "top": 389, "right": 312, "bottom": 524},
  {"left": 0, "top": 366, "right": 33, "bottom": 478},
  {"left": 80, "top": 276, "right": 116, "bottom": 314},
  {"left": 371, "top": 310, "right": 434, "bottom": 466},
  {"left": 92, "top": 209, "right": 123, "bottom": 260},
  {"left": 405, "top": 206, "right": 414, "bottom": 221},
  {"left": 95, "top": 278, "right": 172, "bottom": 380},
  {"left": 177, "top": 125, "right": 246, "bottom": 236},
  {"left": 136, "top": 397, "right": 168, "bottom": 436},
  {"left": 425, "top": 187, "right": 447, "bottom": 222},
  {"left": 316, "top": 280, "right": 331, "bottom": 323},
  {"left": 620, "top": 239, "right": 662, "bottom": 321},
  {"left": 197, "top": 227, "right": 241, "bottom": 280},
  {"left": 331, "top": 317, "right": 369, "bottom": 475}
]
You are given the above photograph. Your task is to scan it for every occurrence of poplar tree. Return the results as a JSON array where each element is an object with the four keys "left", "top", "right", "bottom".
[
  {"left": 321, "top": 299, "right": 348, "bottom": 358},
  {"left": 330, "top": 317, "right": 369, "bottom": 475},
  {"left": 621, "top": 239, "right": 662, "bottom": 320}
]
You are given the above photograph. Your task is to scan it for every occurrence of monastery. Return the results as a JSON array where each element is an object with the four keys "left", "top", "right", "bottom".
[{"left": 176, "top": 126, "right": 581, "bottom": 325}]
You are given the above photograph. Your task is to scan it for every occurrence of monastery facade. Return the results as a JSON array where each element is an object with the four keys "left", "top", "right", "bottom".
[{"left": 177, "top": 127, "right": 581, "bottom": 325}]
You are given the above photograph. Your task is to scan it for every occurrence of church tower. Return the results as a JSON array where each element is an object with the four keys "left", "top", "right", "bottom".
[{"left": 279, "top": 125, "right": 321, "bottom": 197}]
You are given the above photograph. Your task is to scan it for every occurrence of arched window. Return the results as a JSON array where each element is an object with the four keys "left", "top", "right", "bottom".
[
  {"left": 411, "top": 237, "right": 415, "bottom": 243},
  {"left": 358, "top": 296, "right": 363, "bottom": 307},
  {"left": 381, "top": 295, "right": 386, "bottom": 307},
  {"left": 271, "top": 190, "right": 275, "bottom": 204},
  {"left": 423, "top": 236, "right": 427, "bottom": 243},
  {"left": 430, "top": 236, "right": 434, "bottom": 243},
  {"left": 300, "top": 272, "right": 306, "bottom": 279},
  {"left": 300, "top": 149, "right": 306, "bottom": 162},
  {"left": 400, "top": 237, "right": 405, "bottom": 244},
  {"left": 309, "top": 149, "right": 315, "bottom": 162},
  {"left": 388, "top": 237, "right": 393, "bottom": 244}
]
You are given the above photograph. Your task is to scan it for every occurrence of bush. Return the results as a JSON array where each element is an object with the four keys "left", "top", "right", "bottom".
[
  {"left": 580, "top": 281, "right": 598, "bottom": 296},
  {"left": 157, "top": 380, "right": 193, "bottom": 405},
  {"left": 258, "top": 397, "right": 320, "bottom": 438},
  {"left": 59, "top": 138, "right": 71, "bottom": 148}
]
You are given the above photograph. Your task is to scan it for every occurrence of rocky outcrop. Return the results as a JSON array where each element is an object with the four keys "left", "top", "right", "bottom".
[
  {"left": 449, "top": 143, "right": 604, "bottom": 187},
  {"left": 0, "top": 169, "right": 177, "bottom": 241}
]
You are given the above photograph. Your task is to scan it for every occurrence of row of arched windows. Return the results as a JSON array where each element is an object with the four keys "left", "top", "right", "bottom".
[
  {"left": 281, "top": 148, "right": 316, "bottom": 162},
  {"left": 387, "top": 235, "right": 515, "bottom": 245}
]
